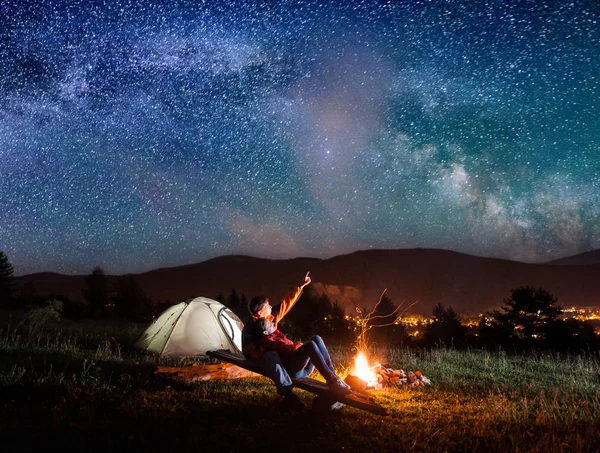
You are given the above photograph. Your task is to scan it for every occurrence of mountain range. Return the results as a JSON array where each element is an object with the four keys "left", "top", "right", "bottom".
[
  {"left": 15, "top": 248, "right": 600, "bottom": 316},
  {"left": 544, "top": 249, "right": 600, "bottom": 266}
]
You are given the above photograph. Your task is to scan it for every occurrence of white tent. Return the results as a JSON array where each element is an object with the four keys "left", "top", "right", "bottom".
[{"left": 134, "top": 297, "right": 244, "bottom": 357}]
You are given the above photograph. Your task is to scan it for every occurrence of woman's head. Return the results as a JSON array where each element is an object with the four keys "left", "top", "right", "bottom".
[{"left": 256, "top": 317, "right": 276, "bottom": 336}]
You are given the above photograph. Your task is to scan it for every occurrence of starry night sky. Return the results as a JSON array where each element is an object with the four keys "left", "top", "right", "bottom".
[{"left": 1, "top": 0, "right": 599, "bottom": 276}]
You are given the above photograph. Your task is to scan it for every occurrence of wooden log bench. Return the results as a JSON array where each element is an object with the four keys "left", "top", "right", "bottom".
[{"left": 207, "top": 349, "right": 388, "bottom": 416}]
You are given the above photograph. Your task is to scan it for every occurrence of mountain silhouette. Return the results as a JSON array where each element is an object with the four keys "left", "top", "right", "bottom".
[
  {"left": 545, "top": 249, "right": 600, "bottom": 266},
  {"left": 15, "top": 248, "right": 600, "bottom": 316}
]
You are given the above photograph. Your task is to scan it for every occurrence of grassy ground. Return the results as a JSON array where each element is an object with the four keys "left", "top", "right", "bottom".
[{"left": 1, "top": 311, "right": 599, "bottom": 453}]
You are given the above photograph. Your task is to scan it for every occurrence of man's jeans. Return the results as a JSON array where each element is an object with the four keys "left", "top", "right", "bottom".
[{"left": 247, "top": 350, "right": 294, "bottom": 395}]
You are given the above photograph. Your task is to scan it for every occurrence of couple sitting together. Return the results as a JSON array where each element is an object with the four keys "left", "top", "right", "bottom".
[{"left": 241, "top": 272, "right": 351, "bottom": 405}]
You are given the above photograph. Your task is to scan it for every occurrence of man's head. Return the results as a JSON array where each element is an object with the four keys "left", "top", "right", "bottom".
[{"left": 248, "top": 296, "right": 272, "bottom": 318}]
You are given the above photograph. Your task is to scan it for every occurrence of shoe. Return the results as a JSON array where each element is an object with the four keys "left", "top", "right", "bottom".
[
  {"left": 330, "top": 401, "right": 346, "bottom": 410},
  {"left": 327, "top": 376, "right": 352, "bottom": 395},
  {"left": 336, "top": 376, "right": 352, "bottom": 390}
]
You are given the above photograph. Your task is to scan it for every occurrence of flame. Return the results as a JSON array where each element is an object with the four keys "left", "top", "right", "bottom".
[{"left": 352, "top": 351, "right": 378, "bottom": 387}]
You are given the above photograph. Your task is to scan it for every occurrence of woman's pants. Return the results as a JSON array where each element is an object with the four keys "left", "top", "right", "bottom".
[{"left": 285, "top": 335, "right": 336, "bottom": 381}]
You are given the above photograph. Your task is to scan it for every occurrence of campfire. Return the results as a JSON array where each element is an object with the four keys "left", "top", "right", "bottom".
[
  {"left": 343, "top": 289, "right": 432, "bottom": 392},
  {"left": 350, "top": 351, "right": 379, "bottom": 387},
  {"left": 345, "top": 350, "right": 431, "bottom": 391}
]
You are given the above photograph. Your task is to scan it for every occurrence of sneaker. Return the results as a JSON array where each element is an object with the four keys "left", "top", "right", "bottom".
[{"left": 328, "top": 376, "right": 352, "bottom": 395}]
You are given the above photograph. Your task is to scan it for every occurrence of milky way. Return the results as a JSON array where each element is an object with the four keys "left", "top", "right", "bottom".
[{"left": 1, "top": 0, "right": 599, "bottom": 275}]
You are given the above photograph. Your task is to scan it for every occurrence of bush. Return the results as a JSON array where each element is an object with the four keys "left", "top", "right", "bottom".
[{"left": 24, "top": 299, "right": 63, "bottom": 335}]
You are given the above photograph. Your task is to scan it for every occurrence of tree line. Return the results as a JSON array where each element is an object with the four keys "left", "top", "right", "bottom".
[
  {"left": 221, "top": 285, "right": 599, "bottom": 353},
  {"left": 0, "top": 252, "right": 169, "bottom": 322},
  {"left": 1, "top": 251, "right": 598, "bottom": 352}
]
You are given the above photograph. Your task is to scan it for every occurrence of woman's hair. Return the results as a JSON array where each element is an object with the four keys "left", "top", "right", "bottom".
[{"left": 255, "top": 317, "right": 276, "bottom": 335}]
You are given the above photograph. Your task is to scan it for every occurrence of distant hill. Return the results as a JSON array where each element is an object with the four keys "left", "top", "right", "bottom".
[
  {"left": 545, "top": 249, "right": 600, "bottom": 266},
  {"left": 15, "top": 248, "right": 600, "bottom": 316}
]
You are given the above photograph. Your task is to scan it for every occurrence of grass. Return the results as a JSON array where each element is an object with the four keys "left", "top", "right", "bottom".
[{"left": 1, "top": 311, "right": 599, "bottom": 453}]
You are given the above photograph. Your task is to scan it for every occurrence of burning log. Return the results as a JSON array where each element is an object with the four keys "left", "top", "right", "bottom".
[{"left": 344, "top": 374, "right": 369, "bottom": 392}]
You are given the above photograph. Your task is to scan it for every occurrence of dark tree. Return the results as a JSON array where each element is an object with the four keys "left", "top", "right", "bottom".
[
  {"left": 372, "top": 294, "right": 397, "bottom": 324},
  {"left": 112, "top": 276, "right": 153, "bottom": 321},
  {"left": 60, "top": 296, "right": 87, "bottom": 320},
  {"left": 0, "top": 251, "right": 17, "bottom": 307},
  {"left": 543, "top": 318, "right": 599, "bottom": 352},
  {"left": 19, "top": 281, "right": 38, "bottom": 305},
  {"left": 226, "top": 289, "right": 240, "bottom": 311},
  {"left": 83, "top": 267, "right": 109, "bottom": 318},
  {"left": 504, "top": 286, "right": 562, "bottom": 341},
  {"left": 480, "top": 286, "right": 562, "bottom": 349},
  {"left": 424, "top": 303, "right": 467, "bottom": 348},
  {"left": 326, "top": 301, "right": 353, "bottom": 344},
  {"left": 368, "top": 294, "right": 405, "bottom": 346},
  {"left": 226, "top": 289, "right": 249, "bottom": 322},
  {"left": 478, "top": 309, "right": 513, "bottom": 348},
  {"left": 238, "top": 293, "right": 249, "bottom": 323},
  {"left": 284, "top": 287, "right": 333, "bottom": 340}
]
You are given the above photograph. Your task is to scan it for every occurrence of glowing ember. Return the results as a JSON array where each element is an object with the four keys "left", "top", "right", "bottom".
[{"left": 352, "top": 351, "right": 379, "bottom": 387}]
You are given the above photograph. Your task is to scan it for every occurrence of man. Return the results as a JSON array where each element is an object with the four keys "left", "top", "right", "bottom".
[
  {"left": 241, "top": 273, "right": 311, "bottom": 406},
  {"left": 242, "top": 272, "right": 350, "bottom": 404}
]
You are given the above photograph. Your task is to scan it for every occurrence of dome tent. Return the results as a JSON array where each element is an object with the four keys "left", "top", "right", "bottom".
[{"left": 134, "top": 297, "right": 244, "bottom": 357}]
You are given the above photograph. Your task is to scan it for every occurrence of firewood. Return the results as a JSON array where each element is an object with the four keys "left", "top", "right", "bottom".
[{"left": 345, "top": 374, "right": 368, "bottom": 392}]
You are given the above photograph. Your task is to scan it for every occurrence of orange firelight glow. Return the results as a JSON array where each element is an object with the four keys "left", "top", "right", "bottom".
[{"left": 352, "top": 351, "right": 379, "bottom": 387}]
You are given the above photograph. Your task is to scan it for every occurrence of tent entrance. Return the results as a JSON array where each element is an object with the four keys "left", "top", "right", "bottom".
[{"left": 217, "top": 307, "right": 243, "bottom": 354}]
